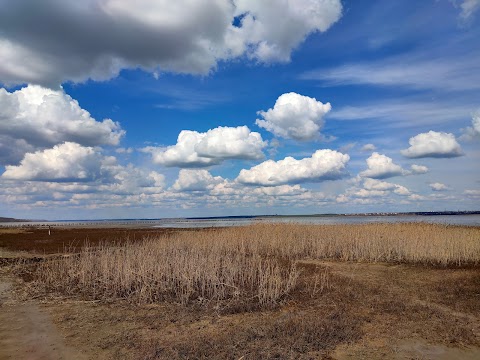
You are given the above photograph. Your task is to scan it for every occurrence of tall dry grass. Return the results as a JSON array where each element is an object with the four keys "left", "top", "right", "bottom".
[
  {"left": 32, "top": 223, "right": 480, "bottom": 306},
  {"left": 34, "top": 235, "right": 299, "bottom": 306},
  {"left": 218, "top": 222, "right": 480, "bottom": 266}
]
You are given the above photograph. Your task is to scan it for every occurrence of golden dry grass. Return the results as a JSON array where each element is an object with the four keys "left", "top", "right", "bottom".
[
  {"left": 223, "top": 222, "right": 480, "bottom": 265},
  {"left": 33, "top": 237, "right": 299, "bottom": 306},
  {"left": 29, "top": 223, "right": 480, "bottom": 308}
]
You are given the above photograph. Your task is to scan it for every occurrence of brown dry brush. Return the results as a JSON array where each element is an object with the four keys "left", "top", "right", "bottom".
[{"left": 31, "top": 223, "right": 480, "bottom": 307}]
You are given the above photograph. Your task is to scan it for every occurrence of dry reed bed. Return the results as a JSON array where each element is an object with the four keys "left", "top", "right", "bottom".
[
  {"left": 223, "top": 222, "right": 480, "bottom": 265},
  {"left": 31, "top": 223, "right": 480, "bottom": 307},
  {"left": 33, "top": 237, "right": 299, "bottom": 306}
]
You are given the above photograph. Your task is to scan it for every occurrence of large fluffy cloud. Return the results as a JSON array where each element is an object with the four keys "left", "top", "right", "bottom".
[
  {"left": 359, "top": 152, "right": 429, "bottom": 179},
  {"left": 401, "top": 131, "right": 463, "bottom": 158},
  {"left": 256, "top": 92, "right": 331, "bottom": 141},
  {"left": 232, "top": 0, "right": 342, "bottom": 62},
  {"left": 0, "top": 0, "right": 342, "bottom": 86},
  {"left": 1, "top": 142, "right": 166, "bottom": 202},
  {"left": 144, "top": 126, "right": 266, "bottom": 168},
  {"left": 359, "top": 152, "right": 404, "bottom": 179},
  {"left": 236, "top": 149, "right": 349, "bottom": 186},
  {"left": 195, "top": 126, "right": 266, "bottom": 160},
  {"left": 2, "top": 142, "right": 115, "bottom": 182},
  {"left": 0, "top": 85, "right": 124, "bottom": 164}
]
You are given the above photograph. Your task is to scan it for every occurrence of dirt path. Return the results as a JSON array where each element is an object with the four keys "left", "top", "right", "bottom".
[{"left": 0, "top": 277, "right": 88, "bottom": 360}]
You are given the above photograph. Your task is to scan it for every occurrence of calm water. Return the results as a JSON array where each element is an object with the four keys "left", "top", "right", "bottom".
[
  {"left": 1, "top": 214, "right": 479, "bottom": 228},
  {"left": 260, "top": 215, "right": 480, "bottom": 226},
  {"left": 154, "top": 214, "right": 480, "bottom": 228}
]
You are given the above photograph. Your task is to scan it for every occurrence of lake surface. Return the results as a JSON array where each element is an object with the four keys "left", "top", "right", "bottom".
[
  {"left": 3, "top": 214, "right": 478, "bottom": 228},
  {"left": 154, "top": 214, "right": 480, "bottom": 228}
]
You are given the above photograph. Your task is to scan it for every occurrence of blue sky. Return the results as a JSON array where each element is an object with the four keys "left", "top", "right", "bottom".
[{"left": 0, "top": 0, "right": 479, "bottom": 220}]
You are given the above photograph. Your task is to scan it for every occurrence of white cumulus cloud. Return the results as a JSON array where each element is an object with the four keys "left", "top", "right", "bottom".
[
  {"left": 256, "top": 92, "right": 331, "bottom": 141},
  {"left": 143, "top": 126, "right": 266, "bottom": 168},
  {"left": 0, "top": 0, "right": 342, "bottom": 86},
  {"left": 232, "top": 0, "right": 342, "bottom": 62},
  {"left": 393, "top": 185, "right": 411, "bottom": 196},
  {"left": 195, "top": 126, "right": 266, "bottom": 160},
  {"left": 410, "top": 164, "right": 429, "bottom": 174},
  {"left": 338, "top": 178, "right": 411, "bottom": 204},
  {"left": 429, "top": 182, "right": 450, "bottom": 191},
  {"left": 2, "top": 142, "right": 115, "bottom": 182},
  {"left": 0, "top": 85, "right": 124, "bottom": 165},
  {"left": 236, "top": 149, "right": 349, "bottom": 186},
  {"left": 363, "top": 178, "right": 410, "bottom": 195},
  {"left": 401, "top": 131, "right": 463, "bottom": 158},
  {"left": 106, "top": 167, "right": 166, "bottom": 195},
  {"left": 172, "top": 169, "right": 224, "bottom": 192},
  {"left": 359, "top": 152, "right": 405, "bottom": 179},
  {"left": 360, "top": 159, "right": 426, "bottom": 179},
  {"left": 363, "top": 178, "right": 396, "bottom": 191},
  {"left": 360, "top": 143, "right": 376, "bottom": 152}
]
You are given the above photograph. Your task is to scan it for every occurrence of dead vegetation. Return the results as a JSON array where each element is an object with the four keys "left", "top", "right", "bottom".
[
  {"left": 32, "top": 239, "right": 299, "bottom": 307},
  {"left": 4, "top": 222, "right": 480, "bottom": 359},
  {"left": 23, "top": 223, "right": 480, "bottom": 307}
]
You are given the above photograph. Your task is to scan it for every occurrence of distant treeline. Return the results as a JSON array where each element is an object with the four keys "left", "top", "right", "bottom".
[
  {"left": 329, "top": 211, "right": 480, "bottom": 217},
  {"left": 409, "top": 211, "right": 480, "bottom": 216},
  {"left": 256, "top": 211, "right": 480, "bottom": 218},
  {"left": 0, "top": 217, "right": 31, "bottom": 223}
]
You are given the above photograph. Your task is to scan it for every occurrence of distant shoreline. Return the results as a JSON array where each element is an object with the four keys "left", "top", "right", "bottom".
[
  {"left": 1, "top": 210, "right": 480, "bottom": 223},
  {"left": 0, "top": 217, "right": 33, "bottom": 223},
  {"left": 262, "top": 210, "right": 480, "bottom": 219}
]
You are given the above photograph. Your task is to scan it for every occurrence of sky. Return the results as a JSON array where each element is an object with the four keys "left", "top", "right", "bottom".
[{"left": 0, "top": 0, "right": 479, "bottom": 220}]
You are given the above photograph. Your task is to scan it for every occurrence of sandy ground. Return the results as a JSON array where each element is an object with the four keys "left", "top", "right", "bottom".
[{"left": 0, "top": 277, "right": 88, "bottom": 360}]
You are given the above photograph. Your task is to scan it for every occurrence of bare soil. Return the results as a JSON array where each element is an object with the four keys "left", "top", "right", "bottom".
[
  {"left": 0, "top": 227, "right": 186, "bottom": 255},
  {"left": 0, "top": 276, "right": 89, "bottom": 360},
  {"left": 1, "top": 226, "right": 479, "bottom": 359}
]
